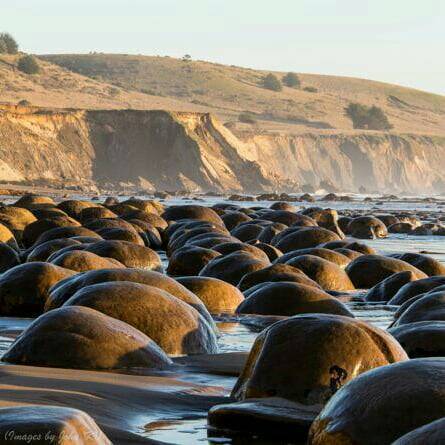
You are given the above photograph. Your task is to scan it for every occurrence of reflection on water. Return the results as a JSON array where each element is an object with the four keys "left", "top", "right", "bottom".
[{"left": 144, "top": 417, "right": 306, "bottom": 444}]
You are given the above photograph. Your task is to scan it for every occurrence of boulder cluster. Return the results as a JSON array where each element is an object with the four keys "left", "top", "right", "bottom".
[{"left": 0, "top": 195, "right": 443, "bottom": 443}]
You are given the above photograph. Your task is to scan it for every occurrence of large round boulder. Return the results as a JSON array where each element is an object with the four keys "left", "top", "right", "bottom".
[
  {"left": 345, "top": 255, "right": 427, "bottom": 289},
  {"left": 232, "top": 314, "right": 407, "bottom": 404},
  {"left": 286, "top": 255, "right": 355, "bottom": 291},
  {"left": 26, "top": 238, "right": 82, "bottom": 262},
  {"left": 176, "top": 276, "right": 244, "bottom": 314},
  {"left": 0, "top": 405, "right": 111, "bottom": 445},
  {"left": 51, "top": 250, "right": 125, "bottom": 272},
  {"left": 389, "top": 276, "right": 445, "bottom": 305},
  {"left": 0, "top": 222, "right": 18, "bottom": 250},
  {"left": 308, "top": 358, "right": 445, "bottom": 445},
  {"left": 84, "top": 240, "right": 162, "bottom": 271},
  {"left": 63, "top": 282, "right": 217, "bottom": 355},
  {"left": 0, "top": 205, "right": 37, "bottom": 242},
  {"left": 45, "top": 268, "right": 214, "bottom": 328},
  {"left": 347, "top": 216, "right": 388, "bottom": 239},
  {"left": 393, "top": 417, "right": 445, "bottom": 444},
  {"left": 275, "top": 247, "right": 350, "bottom": 268},
  {"left": 392, "top": 291, "right": 445, "bottom": 326},
  {"left": 162, "top": 205, "right": 223, "bottom": 224},
  {"left": 199, "top": 251, "right": 269, "bottom": 286},
  {"left": 57, "top": 200, "right": 97, "bottom": 219},
  {"left": 0, "top": 242, "right": 21, "bottom": 273},
  {"left": 0, "top": 262, "right": 75, "bottom": 316},
  {"left": 212, "top": 242, "right": 270, "bottom": 262},
  {"left": 275, "top": 227, "right": 341, "bottom": 253},
  {"left": 236, "top": 282, "right": 353, "bottom": 317},
  {"left": 365, "top": 271, "right": 419, "bottom": 303},
  {"left": 238, "top": 263, "right": 320, "bottom": 291},
  {"left": 167, "top": 245, "right": 221, "bottom": 276},
  {"left": 222, "top": 211, "right": 252, "bottom": 231},
  {"left": 2, "top": 306, "right": 172, "bottom": 370},
  {"left": 391, "top": 253, "right": 445, "bottom": 277},
  {"left": 388, "top": 321, "right": 445, "bottom": 358},
  {"left": 33, "top": 226, "right": 101, "bottom": 247},
  {"left": 22, "top": 216, "right": 81, "bottom": 248}
]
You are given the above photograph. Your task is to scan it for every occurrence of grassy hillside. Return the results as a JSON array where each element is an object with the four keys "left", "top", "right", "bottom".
[
  {"left": 0, "top": 54, "right": 206, "bottom": 113},
  {"left": 41, "top": 53, "right": 445, "bottom": 135}
]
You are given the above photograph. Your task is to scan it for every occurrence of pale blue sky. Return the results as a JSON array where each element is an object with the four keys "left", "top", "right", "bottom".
[{"left": 2, "top": 0, "right": 444, "bottom": 94}]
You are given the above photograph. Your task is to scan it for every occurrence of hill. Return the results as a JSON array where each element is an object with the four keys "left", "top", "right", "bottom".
[
  {"left": 0, "top": 54, "right": 206, "bottom": 113},
  {"left": 40, "top": 53, "right": 445, "bottom": 136}
]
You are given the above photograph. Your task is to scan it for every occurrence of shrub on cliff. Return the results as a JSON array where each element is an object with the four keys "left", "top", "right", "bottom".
[
  {"left": 345, "top": 102, "right": 393, "bottom": 130},
  {"left": 0, "top": 33, "right": 18, "bottom": 54},
  {"left": 17, "top": 55, "right": 40, "bottom": 75},
  {"left": 239, "top": 112, "right": 257, "bottom": 124},
  {"left": 262, "top": 73, "right": 282, "bottom": 92},
  {"left": 282, "top": 72, "right": 301, "bottom": 88}
]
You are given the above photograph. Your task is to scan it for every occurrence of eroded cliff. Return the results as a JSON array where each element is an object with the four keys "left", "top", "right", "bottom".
[{"left": 0, "top": 105, "right": 443, "bottom": 194}]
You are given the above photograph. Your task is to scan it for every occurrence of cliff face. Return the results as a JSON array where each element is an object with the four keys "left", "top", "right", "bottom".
[
  {"left": 241, "top": 133, "right": 445, "bottom": 193},
  {"left": 0, "top": 105, "right": 443, "bottom": 194}
]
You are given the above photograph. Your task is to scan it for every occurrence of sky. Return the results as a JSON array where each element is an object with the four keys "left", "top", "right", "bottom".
[{"left": 2, "top": 0, "right": 444, "bottom": 94}]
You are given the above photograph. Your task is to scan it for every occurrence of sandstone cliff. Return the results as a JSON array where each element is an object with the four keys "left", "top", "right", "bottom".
[{"left": 0, "top": 105, "right": 444, "bottom": 194}]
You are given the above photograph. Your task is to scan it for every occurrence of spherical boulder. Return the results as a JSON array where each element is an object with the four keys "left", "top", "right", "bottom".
[
  {"left": 63, "top": 282, "right": 217, "bottom": 355},
  {"left": 236, "top": 282, "right": 353, "bottom": 317},
  {"left": 0, "top": 242, "right": 21, "bottom": 273},
  {"left": 57, "top": 200, "right": 97, "bottom": 219},
  {"left": 334, "top": 247, "right": 363, "bottom": 260},
  {"left": 276, "top": 247, "right": 350, "bottom": 268},
  {"left": 2, "top": 306, "right": 172, "bottom": 370},
  {"left": 275, "top": 227, "right": 341, "bottom": 253},
  {"left": 270, "top": 201, "right": 297, "bottom": 212},
  {"left": 162, "top": 205, "right": 223, "bottom": 224},
  {"left": 22, "top": 216, "right": 81, "bottom": 248},
  {"left": 167, "top": 245, "right": 221, "bottom": 276},
  {"left": 0, "top": 405, "right": 111, "bottom": 445},
  {"left": 26, "top": 238, "right": 82, "bottom": 262},
  {"left": 393, "top": 417, "right": 445, "bottom": 444},
  {"left": 389, "top": 276, "right": 445, "bottom": 305},
  {"left": 15, "top": 194, "right": 55, "bottom": 208},
  {"left": 177, "top": 276, "right": 244, "bottom": 314},
  {"left": 84, "top": 240, "right": 162, "bottom": 271},
  {"left": 388, "top": 222, "right": 414, "bottom": 234},
  {"left": 286, "top": 255, "right": 355, "bottom": 291},
  {"left": 365, "top": 271, "right": 419, "bottom": 302},
  {"left": 257, "top": 223, "right": 288, "bottom": 244},
  {"left": 96, "top": 227, "right": 146, "bottom": 246},
  {"left": 392, "top": 291, "right": 445, "bottom": 326},
  {"left": 199, "top": 251, "right": 269, "bottom": 286},
  {"left": 253, "top": 242, "right": 282, "bottom": 262},
  {"left": 391, "top": 252, "right": 445, "bottom": 277},
  {"left": 79, "top": 205, "right": 117, "bottom": 223},
  {"left": 212, "top": 242, "right": 270, "bottom": 262},
  {"left": 388, "top": 321, "right": 445, "bottom": 358},
  {"left": 345, "top": 255, "right": 427, "bottom": 289},
  {"left": 232, "top": 314, "right": 407, "bottom": 404},
  {"left": 51, "top": 250, "right": 125, "bottom": 272},
  {"left": 347, "top": 216, "right": 388, "bottom": 239},
  {"left": 33, "top": 226, "right": 102, "bottom": 247},
  {"left": 222, "top": 211, "right": 252, "bottom": 231},
  {"left": 0, "top": 205, "right": 37, "bottom": 241},
  {"left": 308, "top": 358, "right": 445, "bottom": 445},
  {"left": 302, "top": 208, "right": 344, "bottom": 238},
  {"left": 45, "top": 268, "right": 214, "bottom": 328},
  {"left": 231, "top": 223, "right": 265, "bottom": 242},
  {"left": 0, "top": 262, "right": 76, "bottom": 316},
  {"left": 238, "top": 263, "right": 320, "bottom": 291},
  {"left": 0, "top": 222, "right": 18, "bottom": 250}
]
